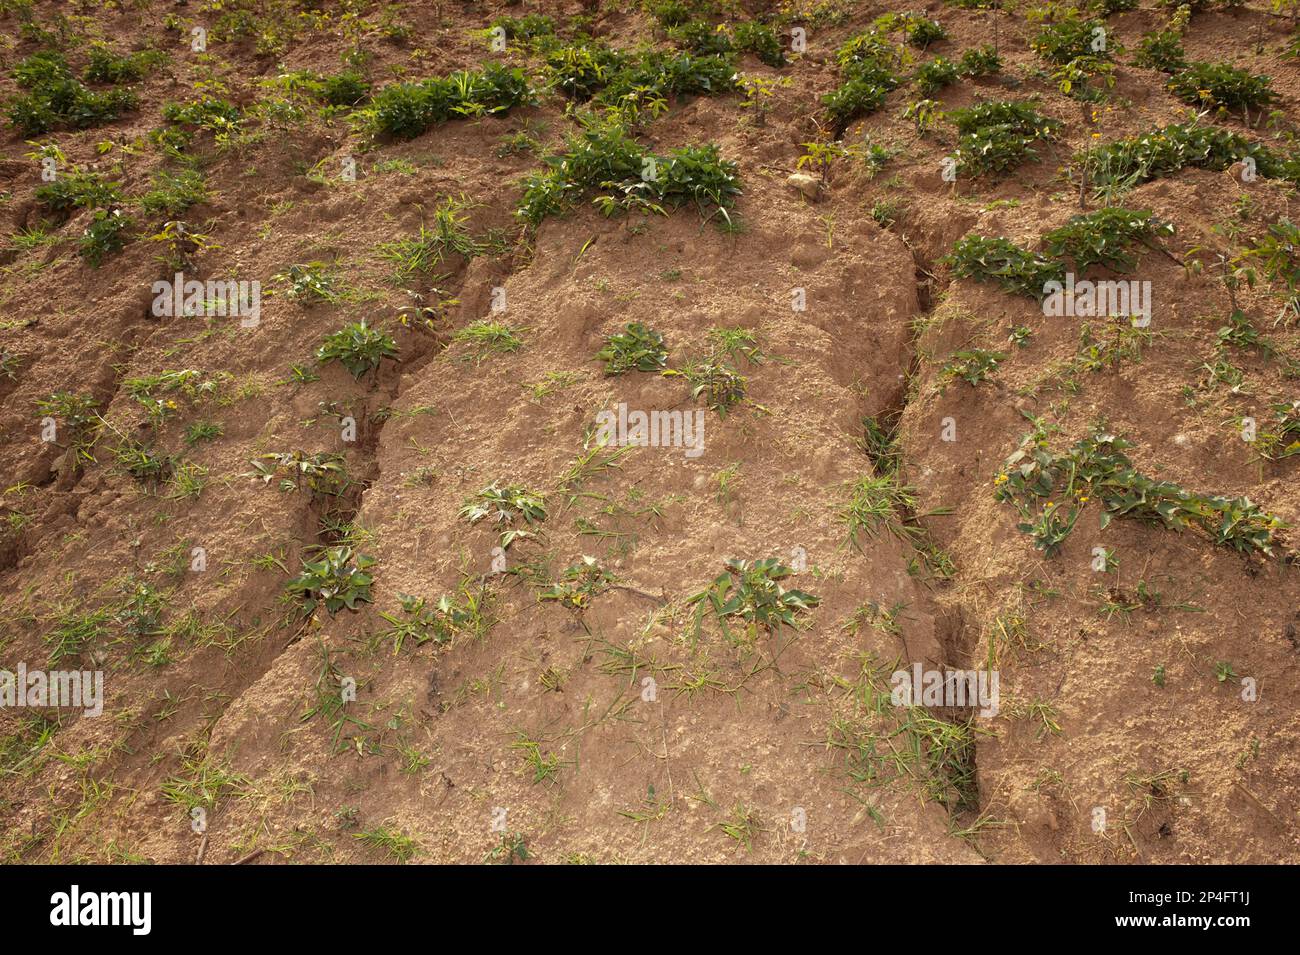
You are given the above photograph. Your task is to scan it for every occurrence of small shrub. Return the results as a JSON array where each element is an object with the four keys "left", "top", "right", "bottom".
[
  {"left": 1132, "top": 29, "right": 1186, "bottom": 73},
  {"left": 285, "top": 546, "right": 376, "bottom": 614},
  {"left": 733, "top": 21, "right": 786, "bottom": 67},
  {"left": 688, "top": 558, "right": 819, "bottom": 642},
  {"left": 162, "top": 97, "right": 241, "bottom": 132},
  {"left": 8, "top": 51, "right": 138, "bottom": 134},
  {"left": 958, "top": 45, "right": 1001, "bottom": 77},
  {"left": 1167, "top": 62, "right": 1275, "bottom": 115},
  {"left": 596, "top": 322, "right": 668, "bottom": 374},
  {"left": 84, "top": 44, "right": 166, "bottom": 83},
  {"left": 915, "top": 57, "right": 960, "bottom": 96},
  {"left": 35, "top": 169, "right": 122, "bottom": 213},
  {"left": 80, "top": 209, "right": 133, "bottom": 266},
  {"left": 518, "top": 123, "right": 740, "bottom": 227},
  {"left": 944, "top": 235, "right": 1065, "bottom": 299},
  {"left": 1032, "top": 17, "right": 1111, "bottom": 66},
  {"left": 1042, "top": 207, "right": 1174, "bottom": 272},
  {"left": 138, "top": 167, "right": 206, "bottom": 217},
  {"left": 315, "top": 321, "right": 399, "bottom": 379},
  {"left": 1082, "top": 123, "right": 1287, "bottom": 192},
  {"left": 365, "top": 63, "right": 531, "bottom": 139},
  {"left": 947, "top": 100, "right": 1060, "bottom": 177}
]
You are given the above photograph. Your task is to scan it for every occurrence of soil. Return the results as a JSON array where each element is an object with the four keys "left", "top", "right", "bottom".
[{"left": 0, "top": 0, "right": 1297, "bottom": 864}]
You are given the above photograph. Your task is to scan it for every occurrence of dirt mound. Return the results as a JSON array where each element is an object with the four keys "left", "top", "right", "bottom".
[{"left": 0, "top": 0, "right": 1296, "bottom": 864}]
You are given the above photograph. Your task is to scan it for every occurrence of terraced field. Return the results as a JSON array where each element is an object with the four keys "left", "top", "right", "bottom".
[{"left": 0, "top": 0, "right": 1297, "bottom": 864}]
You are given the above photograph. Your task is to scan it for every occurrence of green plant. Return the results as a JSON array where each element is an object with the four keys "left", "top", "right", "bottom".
[
  {"left": 519, "top": 122, "right": 741, "bottom": 227},
  {"left": 452, "top": 320, "right": 525, "bottom": 358},
  {"left": 379, "top": 588, "right": 487, "bottom": 652},
  {"left": 1253, "top": 401, "right": 1300, "bottom": 460},
  {"left": 460, "top": 484, "right": 547, "bottom": 547},
  {"left": 80, "top": 209, "right": 133, "bottom": 266},
  {"left": 874, "top": 11, "right": 946, "bottom": 49},
  {"left": 1168, "top": 62, "right": 1275, "bottom": 117},
  {"left": 665, "top": 357, "right": 746, "bottom": 415},
  {"left": 1042, "top": 208, "right": 1174, "bottom": 272},
  {"left": 539, "top": 555, "right": 616, "bottom": 612},
  {"left": 842, "top": 474, "right": 918, "bottom": 546},
  {"left": 1081, "top": 122, "right": 1289, "bottom": 195},
  {"left": 1132, "top": 28, "right": 1186, "bottom": 73},
  {"left": 958, "top": 44, "right": 1001, "bottom": 76},
  {"left": 354, "top": 825, "right": 419, "bottom": 862},
  {"left": 944, "top": 235, "right": 1065, "bottom": 299},
  {"left": 996, "top": 425, "right": 1286, "bottom": 556},
  {"left": 83, "top": 43, "right": 163, "bottom": 83},
  {"left": 596, "top": 322, "right": 668, "bottom": 374},
  {"left": 1236, "top": 218, "right": 1300, "bottom": 320},
  {"left": 364, "top": 63, "right": 531, "bottom": 139},
  {"left": 940, "top": 349, "right": 1006, "bottom": 388},
  {"left": 377, "top": 197, "right": 479, "bottom": 277},
  {"left": 315, "top": 321, "right": 399, "bottom": 380},
  {"left": 252, "top": 450, "right": 350, "bottom": 498},
  {"left": 139, "top": 167, "right": 206, "bottom": 217},
  {"left": 36, "top": 391, "right": 100, "bottom": 463},
  {"left": 8, "top": 50, "right": 138, "bottom": 134},
  {"left": 162, "top": 96, "right": 242, "bottom": 133},
  {"left": 1032, "top": 17, "right": 1111, "bottom": 66},
  {"left": 285, "top": 546, "right": 377, "bottom": 614},
  {"left": 35, "top": 168, "right": 122, "bottom": 214},
  {"left": 733, "top": 21, "right": 787, "bottom": 67},
  {"left": 823, "top": 61, "right": 901, "bottom": 133},
  {"left": 687, "top": 558, "right": 819, "bottom": 642},
  {"left": 275, "top": 262, "right": 339, "bottom": 303},
  {"left": 947, "top": 100, "right": 1061, "bottom": 177},
  {"left": 914, "top": 58, "right": 959, "bottom": 96}
]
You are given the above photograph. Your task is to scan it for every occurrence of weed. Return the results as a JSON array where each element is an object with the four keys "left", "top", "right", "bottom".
[
  {"left": 940, "top": 349, "right": 1006, "bottom": 389},
  {"left": 687, "top": 558, "right": 819, "bottom": 642},
  {"left": 452, "top": 320, "right": 525, "bottom": 358},
  {"left": 461, "top": 483, "right": 547, "bottom": 548},
  {"left": 252, "top": 451, "right": 349, "bottom": 499},
  {"left": 1042, "top": 207, "right": 1173, "bottom": 272},
  {"left": 1168, "top": 62, "right": 1274, "bottom": 117},
  {"left": 947, "top": 100, "right": 1061, "bottom": 177},
  {"left": 275, "top": 262, "right": 339, "bottom": 304},
  {"left": 285, "top": 546, "right": 377, "bottom": 614},
  {"left": 354, "top": 825, "right": 419, "bottom": 862},
  {"left": 944, "top": 235, "right": 1065, "bottom": 299},
  {"left": 364, "top": 63, "right": 531, "bottom": 139},
  {"left": 996, "top": 425, "right": 1286, "bottom": 556},
  {"left": 596, "top": 322, "right": 668, "bottom": 374},
  {"left": 315, "top": 321, "right": 398, "bottom": 380}
]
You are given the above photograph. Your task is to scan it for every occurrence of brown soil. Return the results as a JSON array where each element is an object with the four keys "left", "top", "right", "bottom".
[{"left": 0, "top": 0, "right": 1297, "bottom": 864}]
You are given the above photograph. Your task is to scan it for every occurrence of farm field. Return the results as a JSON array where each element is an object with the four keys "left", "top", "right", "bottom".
[{"left": 0, "top": 0, "right": 1298, "bottom": 866}]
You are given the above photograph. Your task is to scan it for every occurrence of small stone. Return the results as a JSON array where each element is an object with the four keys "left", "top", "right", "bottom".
[{"left": 786, "top": 173, "right": 821, "bottom": 200}]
